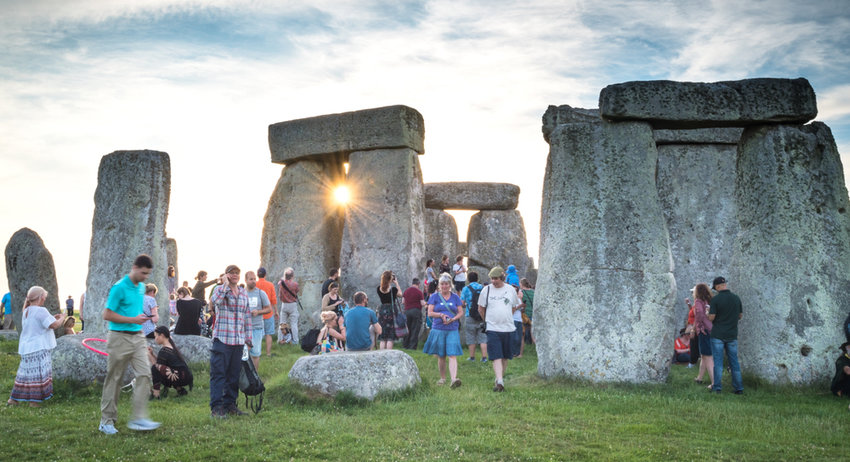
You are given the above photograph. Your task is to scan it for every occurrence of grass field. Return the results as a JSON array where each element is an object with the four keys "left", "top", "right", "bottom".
[{"left": 0, "top": 336, "right": 847, "bottom": 461}]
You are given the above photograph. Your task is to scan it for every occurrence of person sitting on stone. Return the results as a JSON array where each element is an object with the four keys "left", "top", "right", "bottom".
[
  {"left": 674, "top": 328, "right": 691, "bottom": 364},
  {"left": 831, "top": 341, "right": 850, "bottom": 397},
  {"left": 318, "top": 311, "right": 345, "bottom": 354},
  {"left": 63, "top": 316, "right": 77, "bottom": 335},
  {"left": 147, "top": 326, "right": 193, "bottom": 399},
  {"left": 344, "top": 292, "right": 381, "bottom": 352}
]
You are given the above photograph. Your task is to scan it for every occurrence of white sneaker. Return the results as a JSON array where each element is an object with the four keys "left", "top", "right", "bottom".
[
  {"left": 99, "top": 423, "right": 118, "bottom": 435},
  {"left": 127, "top": 419, "right": 161, "bottom": 431}
]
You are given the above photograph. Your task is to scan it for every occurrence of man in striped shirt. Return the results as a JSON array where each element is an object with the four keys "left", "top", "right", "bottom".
[{"left": 209, "top": 264, "right": 252, "bottom": 418}]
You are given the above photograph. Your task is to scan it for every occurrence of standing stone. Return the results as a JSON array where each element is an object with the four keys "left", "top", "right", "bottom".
[
  {"left": 85, "top": 150, "right": 170, "bottom": 334},
  {"left": 466, "top": 210, "right": 529, "bottom": 278},
  {"left": 424, "top": 182, "right": 520, "bottom": 210},
  {"left": 340, "top": 148, "right": 426, "bottom": 300},
  {"left": 536, "top": 120, "right": 676, "bottom": 383},
  {"left": 5, "top": 228, "right": 62, "bottom": 336},
  {"left": 261, "top": 159, "right": 345, "bottom": 332},
  {"left": 424, "top": 209, "right": 459, "bottom": 266},
  {"left": 599, "top": 78, "right": 817, "bottom": 129},
  {"left": 542, "top": 104, "right": 600, "bottom": 143},
  {"left": 655, "top": 135, "right": 740, "bottom": 329},
  {"left": 730, "top": 122, "right": 850, "bottom": 384}
]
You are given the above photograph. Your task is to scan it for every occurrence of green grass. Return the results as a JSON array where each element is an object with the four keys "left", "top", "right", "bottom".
[{"left": 0, "top": 337, "right": 847, "bottom": 461}]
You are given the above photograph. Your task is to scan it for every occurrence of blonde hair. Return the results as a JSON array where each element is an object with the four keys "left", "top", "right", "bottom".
[
  {"left": 64, "top": 317, "right": 76, "bottom": 328},
  {"left": 23, "top": 286, "right": 47, "bottom": 312},
  {"left": 320, "top": 311, "right": 338, "bottom": 325},
  {"left": 145, "top": 283, "right": 158, "bottom": 295}
]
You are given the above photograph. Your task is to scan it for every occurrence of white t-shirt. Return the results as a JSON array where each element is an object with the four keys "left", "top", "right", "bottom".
[
  {"left": 19, "top": 305, "right": 57, "bottom": 355},
  {"left": 478, "top": 283, "right": 519, "bottom": 332},
  {"left": 452, "top": 263, "right": 466, "bottom": 282}
]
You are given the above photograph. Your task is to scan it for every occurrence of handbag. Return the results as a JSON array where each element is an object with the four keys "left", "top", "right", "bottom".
[{"left": 393, "top": 292, "right": 408, "bottom": 338}]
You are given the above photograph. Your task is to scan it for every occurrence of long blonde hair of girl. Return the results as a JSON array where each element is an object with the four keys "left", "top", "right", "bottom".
[{"left": 23, "top": 286, "right": 47, "bottom": 314}]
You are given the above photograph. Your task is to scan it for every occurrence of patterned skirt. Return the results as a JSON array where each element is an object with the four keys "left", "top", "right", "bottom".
[{"left": 9, "top": 349, "right": 54, "bottom": 403}]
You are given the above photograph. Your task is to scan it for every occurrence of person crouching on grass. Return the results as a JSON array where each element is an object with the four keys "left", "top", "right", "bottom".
[{"left": 147, "top": 326, "right": 193, "bottom": 399}]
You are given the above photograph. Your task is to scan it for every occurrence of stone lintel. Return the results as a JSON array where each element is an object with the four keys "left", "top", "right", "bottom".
[{"left": 424, "top": 182, "right": 519, "bottom": 210}]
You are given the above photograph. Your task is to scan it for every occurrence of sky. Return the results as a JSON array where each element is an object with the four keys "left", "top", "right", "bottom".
[{"left": 1, "top": 0, "right": 849, "bottom": 300}]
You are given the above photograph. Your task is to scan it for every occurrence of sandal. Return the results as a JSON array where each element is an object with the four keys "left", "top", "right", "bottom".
[
  {"left": 6, "top": 399, "right": 17, "bottom": 406},
  {"left": 450, "top": 379, "right": 462, "bottom": 389},
  {"left": 707, "top": 384, "right": 714, "bottom": 390},
  {"left": 436, "top": 379, "right": 446, "bottom": 386},
  {"left": 694, "top": 378, "right": 703, "bottom": 384}
]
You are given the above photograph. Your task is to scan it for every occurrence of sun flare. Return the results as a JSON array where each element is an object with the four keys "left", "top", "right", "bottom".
[{"left": 333, "top": 185, "right": 351, "bottom": 204}]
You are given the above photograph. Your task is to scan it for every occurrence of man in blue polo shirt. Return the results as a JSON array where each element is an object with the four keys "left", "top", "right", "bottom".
[
  {"left": 1, "top": 292, "right": 11, "bottom": 330},
  {"left": 99, "top": 254, "right": 161, "bottom": 435},
  {"left": 344, "top": 291, "right": 381, "bottom": 351}
]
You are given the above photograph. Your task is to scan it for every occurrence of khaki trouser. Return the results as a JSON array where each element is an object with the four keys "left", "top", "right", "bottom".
[{"left": 100, "top": 331, "right": 151, "bottom": 425}]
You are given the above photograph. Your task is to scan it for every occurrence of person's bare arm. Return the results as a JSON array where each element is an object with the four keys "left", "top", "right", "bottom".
[{"left": 103, "top": 309, "right": 147, "bottom": 324}]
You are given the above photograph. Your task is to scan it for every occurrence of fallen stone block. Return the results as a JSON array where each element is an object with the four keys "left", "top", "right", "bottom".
[
  {"left": 599, "top": 78, "right": 817, "bottom": 128},
  {"left": 288, "top": 350, "right": 420, "bottom": 400},
  {"left": 269, "top": 105, "right": 425, "bottom": 164}
]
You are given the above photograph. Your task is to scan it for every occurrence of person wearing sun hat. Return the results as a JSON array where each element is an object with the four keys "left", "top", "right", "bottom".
[
  {"left": 831, "top": 341, "right": 850, "bottom": 397},
  {"left": 477, "top": 266, "right": 520, "bottom": 392}
]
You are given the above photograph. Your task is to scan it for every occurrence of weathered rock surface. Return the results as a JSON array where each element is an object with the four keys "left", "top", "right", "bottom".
[
  {"left": 467, "top": 210, "right": 529, "bottom": 277},
  {"left": 5, "top": 228, "right": 62, "bottom": 336},
  {"left": 730, "top": 122, "right": 850, "bottom": 385},
  {"left": 340, "top": 148, "right": 426, "bottom": 300},
  {"left": 654, "top": 127, "right": 743, "bottom": 145},
  {"left": 288, "top": 350, "right": 420, "bottom": 400},
  {"left": 261, "top": 159, "right": 345, "bottom": 332},
  {"left": 424, "top": 182, "right": 520, "bottom": 211},
  {"left": 85, "top": 150, "right": 170, "bottom": 334},
  {"left": 599, "top": 78, "right": 817, "bottom": 129},
  {"left": 424, "top": 209, "right": 459, "bottom": 268},
  {"left": 656, "top": 143, "right": 739, "bottom": 329},
  {"left": 0, "top": 330, "right": 19, "bottom": 340},
  {"left": 542, "top": 104, "right": 600, "bottom": 143},
  {"left": 536, "top": 120, "right": 676, "bottom": 383},
  {"left": 269, "top": 105, "right": 425, "bottom": 164},
  {"left": 52, "top": 334, "right": 210, "bottom": 383}
]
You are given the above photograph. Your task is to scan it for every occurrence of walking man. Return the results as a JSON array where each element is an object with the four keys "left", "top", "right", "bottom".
[
  {"left": 278, "top": 268, "right": 300, "bottom": 344},
  {"left": 244, "top": 271, "right": 271, "bottom": 369},
  {"left": 708, "top": 276, "right": 744, "bottom": 394},
  {"left": 99, "top": 254, "right": 160, "bottom": 434},
  {"left": 209, "top": 265, "right": 252, "bottom": 417},
  {"left": 255, "top": 267, "right": 277, "bottom": 357},
  {"left": 478, "top": 266, "right": 520, "bottom": 392}
]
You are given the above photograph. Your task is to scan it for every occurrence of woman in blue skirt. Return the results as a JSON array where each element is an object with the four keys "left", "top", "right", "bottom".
[{"left": 422, "top": 273, "right": 463, "bottom": 388}]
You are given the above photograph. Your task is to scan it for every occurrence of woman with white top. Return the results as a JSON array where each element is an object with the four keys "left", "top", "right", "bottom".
[{"left": 7, "top": 286, "right": 66, "bottom": 406}]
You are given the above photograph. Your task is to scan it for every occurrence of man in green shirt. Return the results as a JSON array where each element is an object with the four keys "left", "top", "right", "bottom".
[{"left": 708, "top": 276, "right": 744, "bottom": 394}]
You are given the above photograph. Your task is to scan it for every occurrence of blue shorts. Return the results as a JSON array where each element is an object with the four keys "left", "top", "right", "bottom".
[
  {"left": 698, "top": 333, "right": 712, "bottom": 356},
  {"left": 263, "top": 317, "right": 276, "bottom": 336},
  {"left": 486, "top": 331, "right": 514, "bottom": 361},
  {"left": 250, "top": 327, "right": 264, "bottom": 357},
  {"left": 453, "top": 281, "right": 465, "bottom": 293}
]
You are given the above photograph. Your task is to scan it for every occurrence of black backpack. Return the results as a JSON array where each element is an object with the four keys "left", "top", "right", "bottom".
[
  {"left": 468, "top": 285, "right": 484, "bottom": 321},
  {"left": 300, "top": 328, "right": 321, "bottom": 354},
  {"left": 238, "top": 352, "right": 265, "bottom": 413}
]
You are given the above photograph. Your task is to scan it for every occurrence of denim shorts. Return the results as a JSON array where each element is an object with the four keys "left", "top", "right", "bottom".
[
  {"left": 263, "top": 317, "right": 276, "bottom": 336},
  {"left": 250, "top": 327, "right": 265, "bottom": 357},
  {"left": 698, "top": 333, "right": 711, "bottom": 356}
]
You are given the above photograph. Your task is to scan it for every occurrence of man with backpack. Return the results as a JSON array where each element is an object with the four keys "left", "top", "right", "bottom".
[{"left": 460, "top": 271, "right": 487, "bottom": 362}]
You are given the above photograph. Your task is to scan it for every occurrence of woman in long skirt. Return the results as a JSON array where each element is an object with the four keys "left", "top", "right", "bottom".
[{"left": 8, "top": 286, "right": 66, "bottom": 407}]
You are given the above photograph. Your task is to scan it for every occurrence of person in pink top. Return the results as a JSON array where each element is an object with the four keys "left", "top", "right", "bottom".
[{"left": 689, "top": 283, "right": 714, "bottom": 389}]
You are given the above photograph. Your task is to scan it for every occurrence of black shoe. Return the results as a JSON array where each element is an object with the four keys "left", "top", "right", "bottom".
[
  {"left": 226, "top": 404, "right": 246, "bottom": 416},
  {"left": 211, "top": 406, "right": 227, "bottom": 418},
  {"left": 733, "top": 390, "right": 744, "bottom": 395},
  {"left": 493, "top": 383, "right": 505, "bottom": 392},
  {"left": 176, "top": 387, "right": 188, "bottom": 397}
]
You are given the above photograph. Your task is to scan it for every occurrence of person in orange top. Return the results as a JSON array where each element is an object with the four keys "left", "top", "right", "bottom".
[{"left": 256, "top": 267, "right": 278, "bottom": 357}]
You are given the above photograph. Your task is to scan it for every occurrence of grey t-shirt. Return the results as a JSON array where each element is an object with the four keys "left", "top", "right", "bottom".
[{"left": 245, "top": 288, "right": 271, "bottom": 327}]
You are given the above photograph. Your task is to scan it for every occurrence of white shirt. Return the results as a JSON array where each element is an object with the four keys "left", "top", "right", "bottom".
[
  {"left": 452, "top": 263, "right": 467, "bottom": 282},
  {"left": 478, "top": 283, "right": 519, "bottom": 332},
  {"left": 19, "top": 305, "right": 57, "bottom": 355}
]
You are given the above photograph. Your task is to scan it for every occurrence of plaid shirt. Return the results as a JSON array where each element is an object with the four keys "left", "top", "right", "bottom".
[{"left": 210, "top": 284, "right": 252, "bottom": 346}]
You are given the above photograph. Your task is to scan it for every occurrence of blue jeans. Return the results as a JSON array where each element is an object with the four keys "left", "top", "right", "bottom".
[
  {"left": 210, "top": 339, "right": 243, "bottom": 409},
  {"left": 511, "top": 321, "right": 524, "bottom": 356},
  {"left": 710, "top": 337, "right": 743, "bottom": 392}
]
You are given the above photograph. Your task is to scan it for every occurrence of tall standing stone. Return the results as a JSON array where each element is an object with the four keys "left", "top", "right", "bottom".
[
  {"left": 654, "top": 129, "right": 741, "bottom": 328},
  {"left": 260, "top": 159, "right": 345, "bottom": 331},
  {"left": 85, "top": 150, "right": 170, "bottom": 334},
  {"left": 5, "top": 228, "right": 62, "bottom": 336},
  {"left": 340, "top": 148, "right": 426, "bottom": 299},
  {"left": 536, "top": 120, "right": 676, "bottom": 383},
  {"left": 730, "top": 122, "right": 850, "bottom": 384},
  {"left": 424, "top": 209, "right": 459, "bottom": 265},
  {"left": 466, "top": 210, "right": 530, "bottom": 278}
]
